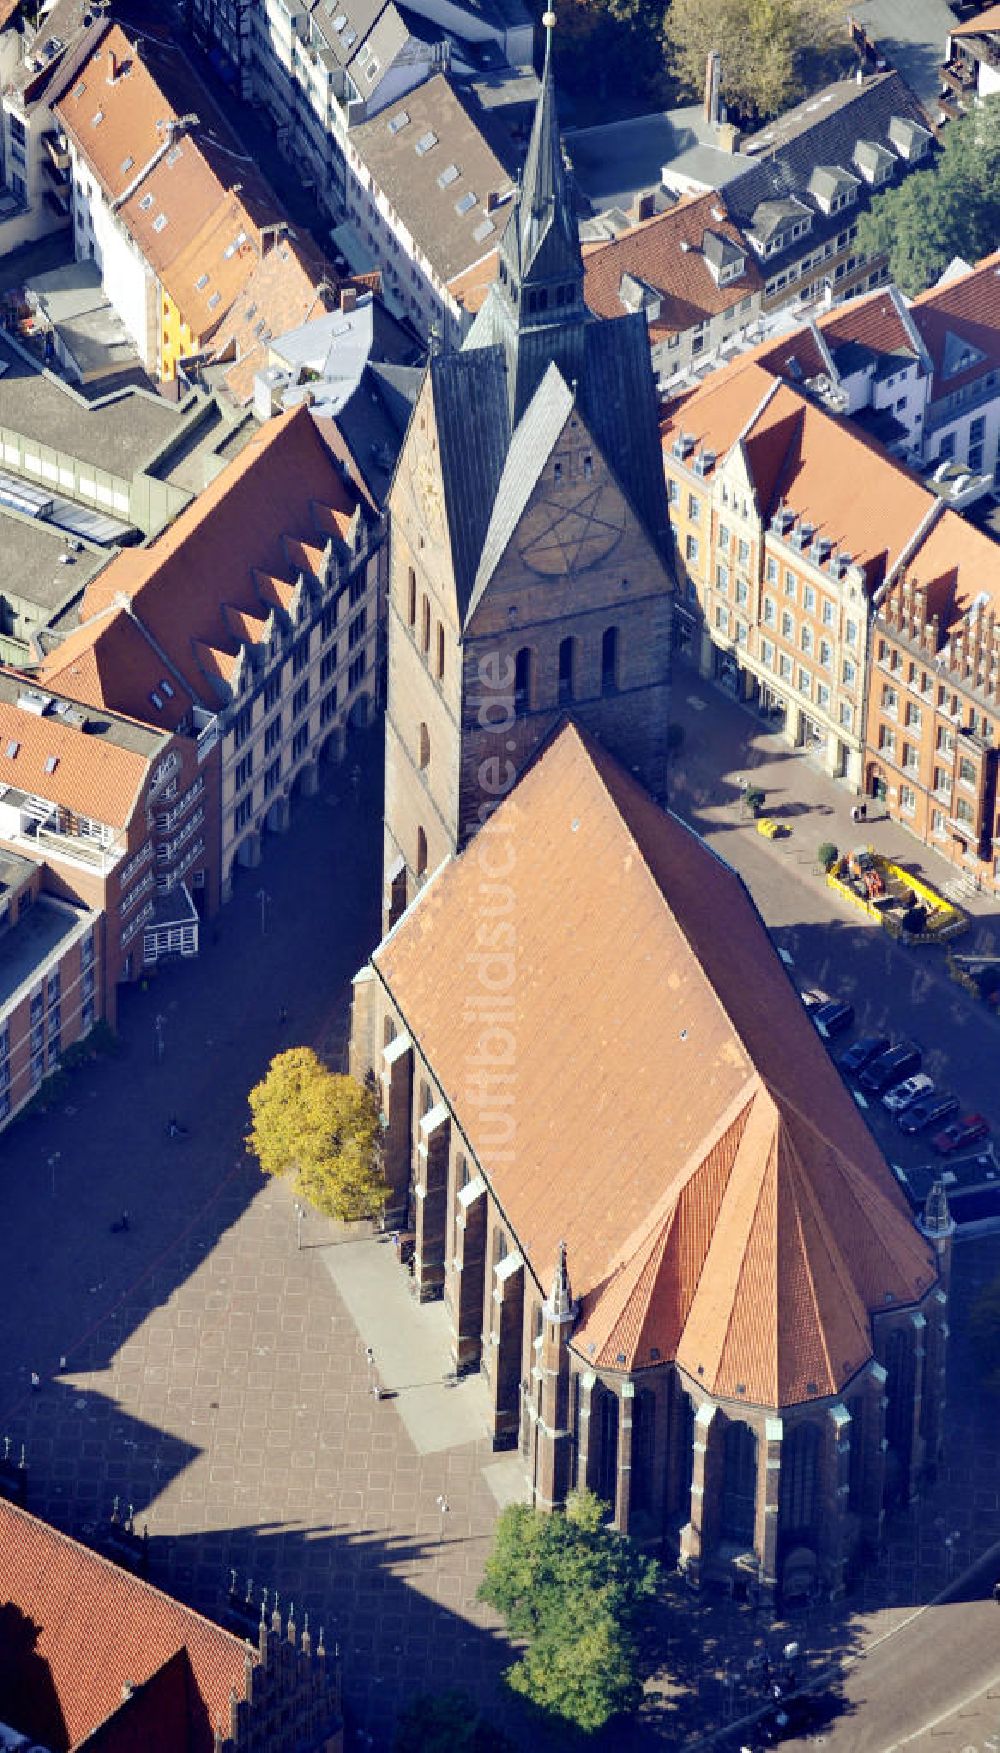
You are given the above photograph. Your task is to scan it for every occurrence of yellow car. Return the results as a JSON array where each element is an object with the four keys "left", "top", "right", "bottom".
[{"left": 756, "top": 816, "right": 786, "bottom": 839}]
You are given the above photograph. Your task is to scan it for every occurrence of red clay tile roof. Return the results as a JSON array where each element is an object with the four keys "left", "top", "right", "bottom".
[
  {"left": 375, "top": 723, "right": 936, "bottom": 1408},
  {"left": 891, "top": 504, "right": 1000, "bottom": 629},
  {"left": 209, "top": 233, "right": 339, "bottom": 406},
  {"left": 79, "top": 406, "right": 358, "bottom": 711},
  {"left": 0, "top": 1499, "right": 245, "bottom": 1752},
  {"left": 582, "top": 190, "right": 763, "bottom": 341},
  {"left": 911, "top": 249, "right": 1000, "bottom": 397},
  {"left": 662, "top": 357, "right": 936, "bottom": 591},
  {"left": 755, "top": 285, "right": 921, "bottom": 385},
  {"left": 951, "top": 4, "right": 1000, "bottom": 33},
  {"left": 39, "top": 606, "right": 194, "bottom": 732},
  {"left": 0, "top": 666, "right": 162, "bottom": 828},
  {"left": 54, "top": 24, "right": 282, "bottom": 338}
]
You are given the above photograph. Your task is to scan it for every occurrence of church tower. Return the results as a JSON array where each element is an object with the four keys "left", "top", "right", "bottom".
[{"left": 382, "top": 13, "right": 674, "bottom": 927}]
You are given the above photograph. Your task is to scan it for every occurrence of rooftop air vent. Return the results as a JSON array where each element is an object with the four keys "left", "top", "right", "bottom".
[{"left": 17, "top": 690, "right": 53, "bottom": 717}]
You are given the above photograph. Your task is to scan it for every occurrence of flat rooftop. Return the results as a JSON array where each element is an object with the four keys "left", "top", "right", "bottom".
[
  {"left": 0, "top": 896, "right": 90, "bottom": 1010},
  {"left": 566, "top": 105, "right": 754, "bottom": 211},
  {"left": 0, "top": 848, "right": 37, "bottom": 901},
  {"left": 0, "top": 336, "right": 189, "bottom": 478},
  {"left": 0, "top": 670, "right": 168, "bottom": 762},
  {"left": 0, "top": 510, "right": 110, "bottom": 616}
]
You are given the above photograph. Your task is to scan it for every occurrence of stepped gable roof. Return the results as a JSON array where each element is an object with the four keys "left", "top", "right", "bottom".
[
  {"left": 79, "top": 407, "right": 357, "bottom": 710},
  {"left": 0, "top": 670, "right": 163, "bottom": 829},
  {"left": 0, "top": 1498, "right": 244, "bottom": 1753},
  {"left": 374, "top": 722, "right": 935, "bottom": 1409},
  {"left": 583, "top": 189, "right": 762, "bottom": 341},
  {"left": 38, "top": 605, "right": 194, "bottom": 732},
  {"left": 892, "top": 505, "right": 1000, "bottom": 628},
  {"left": 911, "top": 249, "right": 1000, "bottom": 397}
]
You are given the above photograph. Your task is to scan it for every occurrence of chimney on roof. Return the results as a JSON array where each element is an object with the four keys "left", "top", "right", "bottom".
[
  {"left": 717, "top": 121, "right": 741, "bottom": 154},
  {"left": 107, "top": 47, "right": 118, "bottom": 83},
  {"left": 633, "top": 190, "right": 656, "bottom": 223},
  {"left": 704, "top": 49, "right": 721, "bottom": 127},
  {"left": 121, "top": 1682, "right": 135, "bottom": 1702},
  {"left": 340, "top": 285, "right": 357, "bottom": 314}
]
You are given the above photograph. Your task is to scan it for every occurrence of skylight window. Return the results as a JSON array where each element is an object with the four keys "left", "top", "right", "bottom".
[
  {"left": 5, "top": 741, "right": 19, "bottom": 759},
  {"left": 73, "top": 81, "right": 85, "bottom": 98},
  {"left": 437, "top": 163, "right": 459, "bottom": 188},
  {"left": 152, "top": 212, "right": 168, "bottom": 232},
  {"left": 196, "top": 272, "right": 209, "bottom": 290},
  {"left": 150, "top": 691, "right": 163, "bottom": 709},
  {"left": 208, "top": 291, "right": 221, "bottom": 309},
  {"left": 366, "top": 60, "right": 378, "bottom": 80},
  {"left": 160, "top": 680, "right": 175, "bottom": 698},
  {"left": 343, "top": 27, "right": 356, "bottom": 45},
  {"left": 44, "top": 755, "right": 58, "bottom": 774},
  {"left": 166, "top": 146, "right": 181, "bottom": 166},
  {"left": 139, "top": 193, "right": 154, "bottom": 211},
  {"left": 472, "top": 216, "right": 495, "bottom": 242},
  {"left": 121, "top": 155, "right": 134, "bottom": 173},
  {"left": 455, "top": 190, "right": 477, "bottom": 216},
  {"left": 92, "top": 108, "right": 104, "bottom": 126},
  {"left": 332, "top": 12, "right": 346, "bottom": 27},
  {"left": 388, "top": 110, "right": 409, "bottom": 134},
  {"left": 415, "top": 130, "right": 438, "bottom": 156}
]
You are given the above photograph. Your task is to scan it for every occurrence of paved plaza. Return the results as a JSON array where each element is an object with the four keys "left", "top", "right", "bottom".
[{"left": 1, "top": 687, "right": 1000, "bottom": 1748}]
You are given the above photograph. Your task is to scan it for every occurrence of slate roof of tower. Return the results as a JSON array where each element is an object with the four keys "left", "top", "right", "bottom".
[
  {"left": 429, "top": 345, "right": 511, "bottom": 621},
  {"left": 374, "top": 722, "right": 936, "bottom": 1410}
]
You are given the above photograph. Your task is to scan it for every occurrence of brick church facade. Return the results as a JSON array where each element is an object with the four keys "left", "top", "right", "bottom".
[
  {"left": 381, "top": 16, "right": 673, "bottom": 929},
  {"left": 351, "top": 24, "right": 951, "bottom": 1607}
]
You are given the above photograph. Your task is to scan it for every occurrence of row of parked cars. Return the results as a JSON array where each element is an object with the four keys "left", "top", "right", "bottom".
[{"left": 804, "top": 998, "right": 992, "bottom": 1157}]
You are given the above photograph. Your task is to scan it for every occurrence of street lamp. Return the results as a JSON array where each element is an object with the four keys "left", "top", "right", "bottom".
[
  {"left": 256, "top": 889, "right": 271, "bottom": 937},
  {"left": 435, "top": 1494, "right": 450, "bottom": 1545},
  {"left": 48, "top": 1150, "right": 61, "bottom": 1199},
  {"left": 365, "top": 1346, "right": 375, "bottom": 1395},
  {"left": 295, "top": 1202, "right": 304, "bottom": 1251}
]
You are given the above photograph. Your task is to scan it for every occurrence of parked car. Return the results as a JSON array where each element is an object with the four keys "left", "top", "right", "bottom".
[
  {"left": 813, "top": 1000, "right": 855, "bottom": 1038},
  {"left": 838, "top": 1034, "right": 890, "bottom": 1075},
  {"left": 859, "top": 1043, "right": 922, "bottom": 1096},
  {"left": 933, "top": 1113, "right": 992, "bottom": 1156},
  {"left": 898, "top": 1092, "right": 960, "bottom": 1135},
  {"left": 883, "top": 1073, "right": 934, "bottom": 1114}
]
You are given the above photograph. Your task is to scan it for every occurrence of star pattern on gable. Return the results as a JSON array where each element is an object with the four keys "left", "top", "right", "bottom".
[{"left": 516, "top": 483, "right": 627, "bottom": 576}]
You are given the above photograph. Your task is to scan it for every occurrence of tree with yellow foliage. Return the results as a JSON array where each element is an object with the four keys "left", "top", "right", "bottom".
[{"left": 246, "top": 1048, "right": 387, "bottom": 1223}]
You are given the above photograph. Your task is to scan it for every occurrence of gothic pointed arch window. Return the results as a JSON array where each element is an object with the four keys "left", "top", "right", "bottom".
[
  {"left": 558, "top": 635, "right": 577, "bottom": 705},
  {"left": 416, "top": 825, "right": 428, "bottom": 877},
  {"left": 632, "top": 1387, "right": 656, "bottom": 1516},
  {"left": 779, "top": 1422, "right": 820, "bottom": 1544},
  {"left": 601, "top": 625, "right": 619, "bottom": 695},
  {"left": 593, "top": 1381, "right": 619, "bottom": 1512},
  {"left": 407, "top": 566, "right": 416, "bottom": 626},
  {"left": 514, "top": 646, "right": 533, "bottom": 716},
  {"left": 418, "top": 722, "right": 430, "bottom": 770},
  {"left": 721, "top": 1420, "right": 757, "bottom": 1546},
  {"left": 436, "top": 621, "right": 445, "bottom": 680}
]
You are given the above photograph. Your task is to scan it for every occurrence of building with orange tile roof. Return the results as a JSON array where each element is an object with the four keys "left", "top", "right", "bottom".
[
  {"left": 0, "top": 1497, "right": 343, "bottom": 1751},
  {"left": 580, "top": 189, "right": 765, "bottom": 381},
  {"left": 941, "top": 4, "right": 1000, "bottom": 116},
  {"left": 868, "top": 509, "right": 1000, "bottom": 894},
  {"left": 38, "top": 405, "right": 385, "bottom": 903},
  {"left": 661, "top": 351, "right": 940, "bottom": 786},
  {"left": 54, "top": 22, "right": 293, "bottom": 379},
  {"left": 350, "top": 720, "right": 951, "bottom": 1601},
  {"left": 0, "top": 662, "right": 214, "bottom": 1123}
]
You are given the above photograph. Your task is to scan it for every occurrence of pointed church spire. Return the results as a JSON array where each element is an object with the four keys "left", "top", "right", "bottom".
[
  {"left": 499, "top": 7, "right": 584, "bottom": 307},
  {"left": 919, "top": 1179, "right": 955, "bottom": 1244},
  {"left": 543, "top": 1239, "right": 576, "bottom": 1324}
]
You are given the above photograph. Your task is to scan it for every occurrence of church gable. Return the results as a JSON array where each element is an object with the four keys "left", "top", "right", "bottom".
[{"left": 465, "top": 377, "right": 671, "bottom": 633}]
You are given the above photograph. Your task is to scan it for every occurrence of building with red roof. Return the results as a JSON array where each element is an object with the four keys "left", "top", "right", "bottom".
[
  {"left": 0, "top": 1499, "right": 342, "bottom": 1751},
  {"left": 350, "top": 721, "right": 952, "bottom": 1603}
]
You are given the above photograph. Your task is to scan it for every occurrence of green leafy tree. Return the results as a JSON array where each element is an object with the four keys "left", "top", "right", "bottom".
[
  {"left": 555, "top": 0, "right": 672, "bottom": 109},
  {"left": 477, "top": 1490, "right": 661, "bottom": 1734},
  {"left": 394, "top": 1690, "right": 514, "bottom": 1752},
  {"left": 246, "top": 1048, "right": 387, "bottom": 1222},
  {"left": 664, "top": 0, "right": 844, "bottom": 121},
  {"left": 818, "top": 841, "right": 839, "bottom": 871},
  {"left": 856, "top": 97, "right": 1000, "bottom": 295}
]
